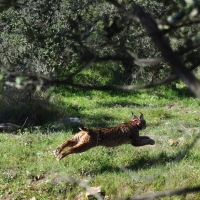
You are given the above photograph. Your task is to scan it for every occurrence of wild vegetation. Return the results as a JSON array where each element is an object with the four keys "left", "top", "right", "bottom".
[
  {"left": 0, "top": 0, "right": 200, "bottom": 199},
  {"left": 0, "top": 85, "right": 200, "bottom": 199}
]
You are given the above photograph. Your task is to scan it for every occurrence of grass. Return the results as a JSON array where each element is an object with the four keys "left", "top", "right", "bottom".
[{"left": 0, "top": 84, "right": 200, "bottom": 199}]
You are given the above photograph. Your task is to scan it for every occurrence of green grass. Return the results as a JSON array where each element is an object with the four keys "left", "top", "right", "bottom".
[{"left": 1, "top": 85, "right": 200, "bottom": 199}]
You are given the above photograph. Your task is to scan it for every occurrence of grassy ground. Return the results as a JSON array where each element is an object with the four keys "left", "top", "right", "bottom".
[{"left": 0, "top": 85, "right": 200, "bottom": 199}]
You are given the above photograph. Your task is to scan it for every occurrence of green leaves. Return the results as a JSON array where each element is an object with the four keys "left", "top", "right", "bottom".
[
  {"left": 167, "top": 0, "right": 200, "bottom": 24},
  {"left": 0, "top": 0, "right": 200, "bottom": 93}
]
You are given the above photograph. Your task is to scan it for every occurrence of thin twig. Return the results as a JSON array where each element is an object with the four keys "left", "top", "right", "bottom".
[{"left": 21, "top": 117, "right": 28, "bottom": 130}]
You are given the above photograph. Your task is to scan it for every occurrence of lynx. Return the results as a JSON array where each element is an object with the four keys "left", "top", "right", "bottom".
[{"left": 55, "top": 113, "right": 155, "bottom": 161}]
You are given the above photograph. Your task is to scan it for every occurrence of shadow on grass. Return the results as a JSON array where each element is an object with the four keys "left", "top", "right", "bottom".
[
  {"left": 133, "top": 85, "right": 195, "bottom": 101},
  {"left": 0, "top": 88, "right": 119, "bottom": 128},
  {"left": 97, "top": 101, "right": 142, "bottom": 109},
  {"left": 126, "top": 134, "right": 200, "bottom": 171},
  {"left": 86, "top": 134, "right": 200, "bottom": 175},
  {"left": 0, "top": 88, "right": 68, "bottom": 127},
  {"left": 82, "top": 113, "right": 117, "bottom": 128},
  {"left": 172, "top": 86, "right": 195, "bottom": 98}
]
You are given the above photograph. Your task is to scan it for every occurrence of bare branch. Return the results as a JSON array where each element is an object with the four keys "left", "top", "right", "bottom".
[
  {"left": 95, "top": 55, "right": 133, "bottom": 63},
  {"left": 67, "top": 74, "right": 177, "bottom": 91},
  {"left": 126, "top": 50, "right": 164, "bottom": 67},
  {"left": 3, "top": 60, "right": 199, "bottom": 91},
  {"left": 4, "top": 68, "right": 176, "bottom": 90},
  {"left": 56, "top": 63, "right": 199, "bottom": 91}
]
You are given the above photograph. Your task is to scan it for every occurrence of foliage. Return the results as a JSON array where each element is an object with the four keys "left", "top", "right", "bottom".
[{"left": 0, "top": 0, "right": 199, "bottom": 91}]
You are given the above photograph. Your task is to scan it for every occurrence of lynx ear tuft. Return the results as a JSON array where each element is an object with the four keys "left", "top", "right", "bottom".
[
  {"left": 139, "top": 113, "right": 144, "bottom": 120},
  {"left": 132, "top": 112, "right": 138, "bottom": 119}
]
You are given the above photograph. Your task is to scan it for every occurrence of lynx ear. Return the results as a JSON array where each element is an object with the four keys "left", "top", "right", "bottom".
[
  {"left": 132, "top": 112, "right": 138, "bottom": 119},
  {"left": 79, "top": 125, "right": 85, "bottom": 131},
  {"left": 139, "top": 113, "right": 144, "bottom": 120}
]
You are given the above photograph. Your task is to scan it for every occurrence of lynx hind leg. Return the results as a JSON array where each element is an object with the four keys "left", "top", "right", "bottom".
[
  {"left": 54, "top": 132, "right": 85, "bottom": 156},
  {"left": 57, "top": 142, "right": 93, "bottom": 161},
  {"left": 54, "top": 139, "right": 78, "bottom": 156}
]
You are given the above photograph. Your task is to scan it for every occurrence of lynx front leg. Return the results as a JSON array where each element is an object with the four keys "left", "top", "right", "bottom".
[
  {"left": 56, "top": 142, "right": 93, "bottom": 161},
  {"left": 131, "top": 137, "right": 155, "bottom": 147},
  {"left": 54, "top": 139, "right": 78, "bottom": 156},
  {"left": 139, "top": 136, "right": 151, "bottom": 139}
]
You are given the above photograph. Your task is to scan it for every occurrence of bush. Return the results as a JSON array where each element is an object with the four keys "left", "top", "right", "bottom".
[{"left": 0, "top": 86, "right": 65, "bottom": 126}]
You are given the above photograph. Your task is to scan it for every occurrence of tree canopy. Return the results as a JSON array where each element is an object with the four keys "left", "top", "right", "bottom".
[{"left": 0, "top": 0, "right": 200, "bottom": 97}]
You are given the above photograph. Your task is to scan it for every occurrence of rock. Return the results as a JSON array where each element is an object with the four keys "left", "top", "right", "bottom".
[
  {"left": 169, "top": 137, "right": 185, "bottom": 146},
  {"left": 56, "top": 117, "right": 81, "bottom": 124},
  {"left": 86, "top": 186, "right": 102, "bottom": 199},
  {"left": 169, "top": 139, "right": 179, "bottom": 146},
  {"left": 52, "top": 117, "right": 82, "bottom": 131},
  {"left": 0, "top": 123, "right": 20, "bottom": 133},
  {"left": 178, "top": 137, "right": 185, "bottom": 142},
  {"left": 30, "top": 197, "right": 36, "bottom": 200}
]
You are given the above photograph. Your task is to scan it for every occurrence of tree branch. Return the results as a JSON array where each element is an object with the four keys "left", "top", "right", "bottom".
[
  {"left": 134, "top": 5, "right": 200, "bottom": 98},
  {"left": 126, "top": 49, "right": 164, "bottom": 66},
  {"left": 66, "top": 57, "right": 96, "bottom": 81},
  {"left": 3, "top": 61, "right": 199, "bottom": 91}
]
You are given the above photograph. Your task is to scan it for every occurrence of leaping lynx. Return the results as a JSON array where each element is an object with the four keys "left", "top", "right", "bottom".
[{"left": 55, "top": 113, "right": 155, "bottom": 161}]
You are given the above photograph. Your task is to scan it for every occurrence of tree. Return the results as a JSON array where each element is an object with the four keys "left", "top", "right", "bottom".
[{"left": 1, "top": 0, "right": 199, "bottom": 97}]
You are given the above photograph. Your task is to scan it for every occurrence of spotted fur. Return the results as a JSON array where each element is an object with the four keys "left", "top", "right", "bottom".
[{"left": 55, "top": 113, "right": 155, "bottom": 161}]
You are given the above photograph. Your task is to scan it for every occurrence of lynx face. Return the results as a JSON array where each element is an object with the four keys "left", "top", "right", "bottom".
[
  {"left": 55, "top": 113, "right": 155, "bottom": 161},
  {"left": 131, "top": 113, "right": 146, "bottom": 130}
]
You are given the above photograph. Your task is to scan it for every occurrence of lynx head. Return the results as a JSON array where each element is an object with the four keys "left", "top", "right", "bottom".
[{"left": 131, "top": 113, "right": 146, "bottom": 130}]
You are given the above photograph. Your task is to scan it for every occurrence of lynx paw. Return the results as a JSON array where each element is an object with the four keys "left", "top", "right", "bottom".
[
  {"left": 54, "top": 147, "right": 61, "bottom": 156},
  {"left": 150, "top": 139, "right": 155, "bottom": 145},
  {"left": 56, "top": 154, "right": 63, "bottom": 161}
]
